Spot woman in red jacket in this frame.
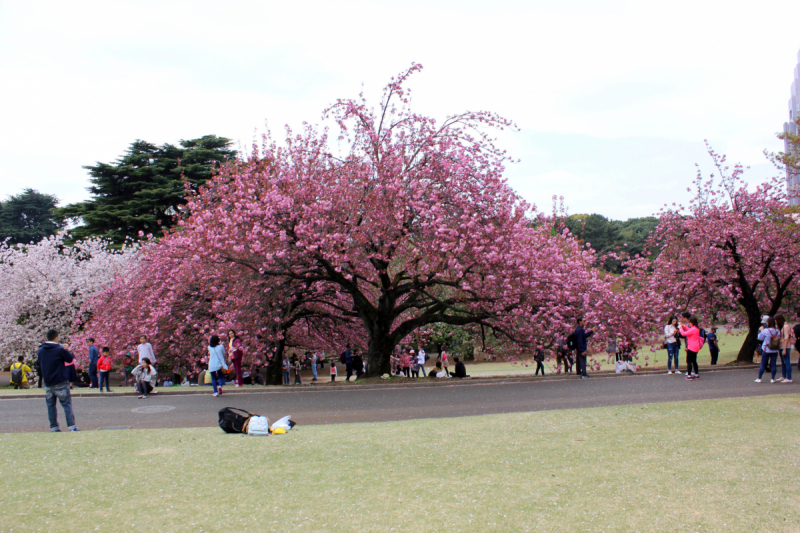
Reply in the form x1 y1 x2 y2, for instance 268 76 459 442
679 316 702 381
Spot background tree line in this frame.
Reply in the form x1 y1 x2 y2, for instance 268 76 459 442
563 214 659 273
0 135 235 246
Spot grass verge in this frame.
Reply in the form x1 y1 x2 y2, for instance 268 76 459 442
1 395 799 532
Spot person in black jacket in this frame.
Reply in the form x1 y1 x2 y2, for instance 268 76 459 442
37 329 80 432
534 347 546 376
451 357 470 378
574 318 594 379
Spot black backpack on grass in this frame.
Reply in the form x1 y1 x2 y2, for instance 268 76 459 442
218 407 255 434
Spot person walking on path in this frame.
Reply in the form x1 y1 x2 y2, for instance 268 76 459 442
38 329 80 431
207 335 228 396
416 348 426 378
137 335 156 366
679 316 702 380
755 317 781 383
97 347 113 392
664 316 682 374
343 345 353 382
310 352 319 381
776 314 794 383
707 327 720 366
330 361 337 382
282 356 291 385
10 356 33 389
87 338 99 389
132 358 157 398
534 346 546 376
227 330 244 387
574 318 594 379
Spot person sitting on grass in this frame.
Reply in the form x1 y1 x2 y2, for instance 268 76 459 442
10 356 33 389
451 357 470 378
431 361 449 378
132 358 157 399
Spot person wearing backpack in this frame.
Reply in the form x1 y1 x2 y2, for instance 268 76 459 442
755 317 781 383
678 316 702 380
10 356 33 389
97 347 113 392
775 314 794 383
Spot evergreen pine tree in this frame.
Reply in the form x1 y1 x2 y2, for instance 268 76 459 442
59 135 236 243
0 189 64 245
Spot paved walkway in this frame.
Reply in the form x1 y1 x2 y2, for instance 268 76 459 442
0 367 795 433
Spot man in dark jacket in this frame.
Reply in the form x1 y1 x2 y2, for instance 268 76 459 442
87 338 99 388
451 357 469 378
574 318 594 379
37 329 80 432
342 345 353 382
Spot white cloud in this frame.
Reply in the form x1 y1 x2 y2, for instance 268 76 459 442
0 0 797 216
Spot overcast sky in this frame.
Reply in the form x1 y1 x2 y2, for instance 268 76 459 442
1 0 799 219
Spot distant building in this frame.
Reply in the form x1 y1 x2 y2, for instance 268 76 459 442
785 48 800 206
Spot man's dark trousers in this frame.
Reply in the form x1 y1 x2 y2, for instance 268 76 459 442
577 352 588 377
88 364 99 388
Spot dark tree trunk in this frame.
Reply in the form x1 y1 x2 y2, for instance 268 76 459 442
736 311 762 364
365 323 394 377
265 338 286 385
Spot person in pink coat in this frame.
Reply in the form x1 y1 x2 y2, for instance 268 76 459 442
679 315 702 380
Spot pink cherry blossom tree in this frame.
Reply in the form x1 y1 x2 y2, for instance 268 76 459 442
81 65 640 378
627 143 800 363
150 65 632 375
0 233 138 366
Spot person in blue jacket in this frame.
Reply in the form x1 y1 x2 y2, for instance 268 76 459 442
37 329 80 432
87 337 99 388
574 318 594 379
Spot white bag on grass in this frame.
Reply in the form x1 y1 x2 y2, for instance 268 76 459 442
247 416 271 436
270 415 295 432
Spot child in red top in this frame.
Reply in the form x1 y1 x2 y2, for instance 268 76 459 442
330 362 337 382
97 347 113 392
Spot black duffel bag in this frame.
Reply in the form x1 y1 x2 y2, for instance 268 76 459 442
218 407 255 434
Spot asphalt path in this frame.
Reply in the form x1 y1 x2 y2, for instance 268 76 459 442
1 368 796 433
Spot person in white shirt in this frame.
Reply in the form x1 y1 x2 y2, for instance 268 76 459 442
663 316 681 375
137 335 156 366
416 348 426 378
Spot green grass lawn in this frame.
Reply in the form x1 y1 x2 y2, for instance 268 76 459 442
1 394 798 533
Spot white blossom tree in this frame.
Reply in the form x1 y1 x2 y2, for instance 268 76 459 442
0 233 138 366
